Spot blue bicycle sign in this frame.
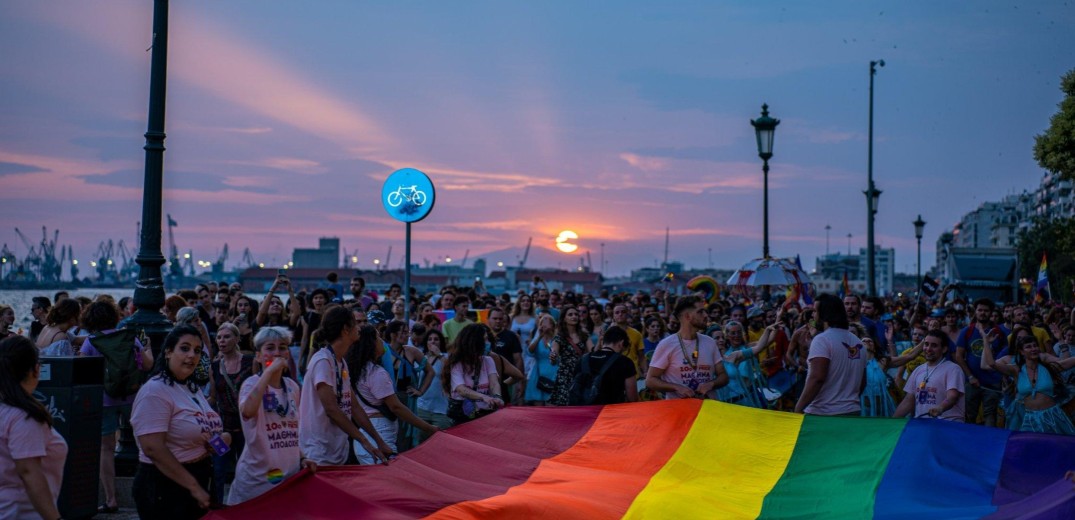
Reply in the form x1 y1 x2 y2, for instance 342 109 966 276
381 168 435 223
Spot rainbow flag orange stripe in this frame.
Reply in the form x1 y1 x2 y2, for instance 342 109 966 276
206 401 1075 519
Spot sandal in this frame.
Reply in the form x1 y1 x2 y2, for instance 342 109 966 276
98 504 119 514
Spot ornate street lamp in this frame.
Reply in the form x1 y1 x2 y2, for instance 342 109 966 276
751 103 780 259
913 214 926 289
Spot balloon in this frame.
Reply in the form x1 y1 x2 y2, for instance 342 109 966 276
686 275 721 304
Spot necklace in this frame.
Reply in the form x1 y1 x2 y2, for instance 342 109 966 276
918 360 946 389
676 332 699 369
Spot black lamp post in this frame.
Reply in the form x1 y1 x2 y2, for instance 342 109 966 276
751 104 779 259
130 0 173 343
122 0 173 472
913 214 926 289
866 59 884 297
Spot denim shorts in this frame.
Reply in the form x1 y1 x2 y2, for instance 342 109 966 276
102 404 131 436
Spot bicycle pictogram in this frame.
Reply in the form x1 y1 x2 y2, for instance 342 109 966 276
387 185 428 208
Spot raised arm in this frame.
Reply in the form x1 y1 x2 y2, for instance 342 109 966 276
889 342 924 368
979 331 1017 377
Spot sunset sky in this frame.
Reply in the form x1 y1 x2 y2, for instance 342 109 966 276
2 1 1072 277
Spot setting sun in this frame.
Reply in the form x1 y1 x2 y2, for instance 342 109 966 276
555 230 579 253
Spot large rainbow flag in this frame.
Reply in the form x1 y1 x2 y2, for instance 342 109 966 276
206 400 1075 519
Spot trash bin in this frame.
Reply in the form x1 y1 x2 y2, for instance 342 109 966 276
36 356 104 520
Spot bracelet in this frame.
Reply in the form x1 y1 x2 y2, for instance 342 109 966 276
490 394 502 399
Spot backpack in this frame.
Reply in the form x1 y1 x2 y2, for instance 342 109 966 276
568 352 618 406
91 329 146 399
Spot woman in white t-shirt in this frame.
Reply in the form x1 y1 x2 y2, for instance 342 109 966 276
346 325 438 464
131 324 228 519
0 336 67 520
443 324 504 425
227 326 315 505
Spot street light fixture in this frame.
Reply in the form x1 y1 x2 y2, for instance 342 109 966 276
751 103 780 259
866 59 884 297
913 214 926 289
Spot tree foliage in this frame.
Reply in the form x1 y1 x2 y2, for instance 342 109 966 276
1017 215 1075 302
1034 69 1075 182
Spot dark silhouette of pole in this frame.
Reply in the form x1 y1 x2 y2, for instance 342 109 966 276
130 0 173 339
866 59 884 297
121 0 173 475
914 214 926 290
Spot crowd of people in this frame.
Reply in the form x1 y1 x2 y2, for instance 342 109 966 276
2 275 1075 519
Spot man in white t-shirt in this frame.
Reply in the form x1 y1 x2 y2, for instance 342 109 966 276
646 296 728 399
795 293 866 416
893 330 965 421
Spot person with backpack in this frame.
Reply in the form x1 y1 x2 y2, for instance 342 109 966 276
78 299 152 515
569 326 638 405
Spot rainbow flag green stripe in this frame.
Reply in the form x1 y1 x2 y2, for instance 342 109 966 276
206 400 1075 520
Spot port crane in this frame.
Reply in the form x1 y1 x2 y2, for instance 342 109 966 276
166 214 182 278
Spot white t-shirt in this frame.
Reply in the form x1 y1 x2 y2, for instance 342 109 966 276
903 360 965 422
804 328 866 415
131 377 223 464
298 348 352 465
650 333 723 399
354 363 396 418
227 374 302 505
0 403 67 519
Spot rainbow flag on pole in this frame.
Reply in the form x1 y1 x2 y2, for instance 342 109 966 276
205 400 1075 519
1036 253 1051 303
839 269 850 299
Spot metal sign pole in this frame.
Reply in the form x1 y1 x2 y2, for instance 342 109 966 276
404 221 411 326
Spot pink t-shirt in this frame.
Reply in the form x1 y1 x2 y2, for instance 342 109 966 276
131 377 223 464
227 374 302 505
355 363 396 417
298 347 352 465
903 360 965 422
0 403 68 519
804 328 867 415
649 333 724 399
449 356 498 411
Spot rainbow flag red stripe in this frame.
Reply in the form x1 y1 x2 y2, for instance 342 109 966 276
206 401 1075 519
